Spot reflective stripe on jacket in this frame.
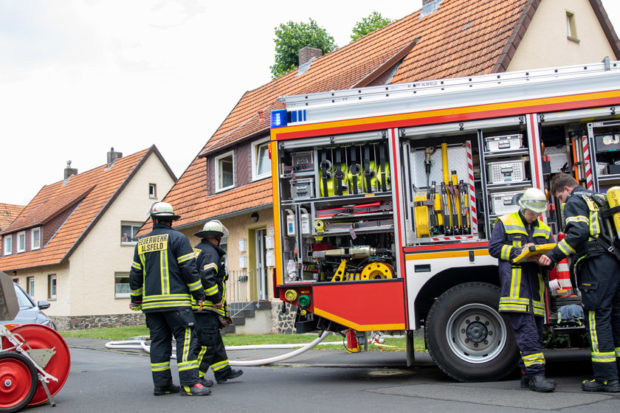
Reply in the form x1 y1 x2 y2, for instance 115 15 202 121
191 240 228 317
129 223 205 312
489 211 553 316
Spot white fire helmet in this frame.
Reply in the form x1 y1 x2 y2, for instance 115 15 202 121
518 188 548 213
194 220 229 240
150 202 180 220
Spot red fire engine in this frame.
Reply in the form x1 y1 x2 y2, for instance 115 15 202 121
269 59 620 381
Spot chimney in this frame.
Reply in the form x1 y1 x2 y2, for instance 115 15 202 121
64 161 78 179
298 46 322 67
107 147 123 166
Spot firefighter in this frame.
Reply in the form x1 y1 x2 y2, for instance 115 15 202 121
192 220 244 384
489 187 556 392
129 202 211 397
539 173 620 392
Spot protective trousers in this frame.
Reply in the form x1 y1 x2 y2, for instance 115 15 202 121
146 309 200 387
508 313 546 376
578 253 620 380
194 312 232 381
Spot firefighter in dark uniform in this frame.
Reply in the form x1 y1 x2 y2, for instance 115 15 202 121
539 173 620 392
489 188 556 392
129 202 211 396
192 220 243 384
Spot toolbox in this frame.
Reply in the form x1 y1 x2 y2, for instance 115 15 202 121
485 134 523 152
487 160 526 183
595 134 620 153
490 191 522 215
291 178 314 199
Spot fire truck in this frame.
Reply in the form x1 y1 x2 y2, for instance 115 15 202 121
269 59 620 381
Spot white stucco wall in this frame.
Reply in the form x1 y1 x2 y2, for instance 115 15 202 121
12 264 69 317
66 153 175 316
508 0 616 71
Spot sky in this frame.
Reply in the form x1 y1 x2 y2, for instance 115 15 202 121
1 0 619 206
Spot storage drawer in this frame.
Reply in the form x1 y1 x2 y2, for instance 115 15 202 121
490 191 521 216
485 134 523 152
291 178 314 199
487 160 526 183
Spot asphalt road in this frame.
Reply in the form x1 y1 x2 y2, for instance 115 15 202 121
30 340 620 413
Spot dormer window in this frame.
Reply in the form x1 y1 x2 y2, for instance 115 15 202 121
31 227 41 250
3 235 12 255
215 150 235 192
17 231 26 253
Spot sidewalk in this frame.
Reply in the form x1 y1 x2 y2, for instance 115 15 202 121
64 337 431 368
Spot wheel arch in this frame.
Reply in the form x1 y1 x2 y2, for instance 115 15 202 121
414 265 499 329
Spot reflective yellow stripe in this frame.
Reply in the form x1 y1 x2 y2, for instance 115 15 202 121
500 245 512 261
197 346 207 375
132 261 142 270
522 352 545 367
557 239 575 256
130 288 143 296
178 360 198 372
203 263 218 273
566 215 588 224
615 347 620 357
588 311 599 351
211 360 229 371
205 285 219 295
509 266 522 299
182 328 191 362
177 252 195 264
591 351 616 363
188 280 202 292
151 361 170 372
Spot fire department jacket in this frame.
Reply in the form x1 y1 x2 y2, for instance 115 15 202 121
546 186 606 266
489 211 554 317
191 240 227 317
129 223 205 312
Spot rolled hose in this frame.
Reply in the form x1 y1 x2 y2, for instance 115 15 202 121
105 330 331 366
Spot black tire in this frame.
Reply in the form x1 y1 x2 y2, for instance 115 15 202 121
425 282 519 382
0 352 38 413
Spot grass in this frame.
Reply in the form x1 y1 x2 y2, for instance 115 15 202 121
60 326 426 352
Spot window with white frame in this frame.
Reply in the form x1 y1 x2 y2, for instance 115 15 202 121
114 273 130 298
17 231 26 252
27 276 34 296
252 138 271 180
48 274 57 300
31 227 41 250
121 222 142 244
215 150 235 192
149 183 157 199
3 235 12 255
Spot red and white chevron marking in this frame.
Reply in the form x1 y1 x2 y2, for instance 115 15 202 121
582 135 593 190
466 140 478 234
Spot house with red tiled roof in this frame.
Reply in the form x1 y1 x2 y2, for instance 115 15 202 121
163 0 620 333
0 203 24 256
0 146 176 329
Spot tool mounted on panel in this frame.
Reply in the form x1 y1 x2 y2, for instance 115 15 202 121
348 146 363 194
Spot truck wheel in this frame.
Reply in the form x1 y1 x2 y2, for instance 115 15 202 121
425 282 519 382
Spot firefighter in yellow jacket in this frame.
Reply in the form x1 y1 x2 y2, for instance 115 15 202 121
489 188 556 392
129 202 211 396
192 220 243 384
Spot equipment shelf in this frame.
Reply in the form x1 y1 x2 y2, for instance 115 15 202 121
482 149 529 159
486 180 532 191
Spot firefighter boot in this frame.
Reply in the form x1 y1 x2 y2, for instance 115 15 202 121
581 379 620 392
528 375 556 392
216 369 243 384
199 377 214 387
153 383 180 396
181 383 212 396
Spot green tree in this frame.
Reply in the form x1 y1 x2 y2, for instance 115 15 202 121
270 19 336 79
350 11 393 42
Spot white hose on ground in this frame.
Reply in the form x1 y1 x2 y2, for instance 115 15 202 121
104 330 331 366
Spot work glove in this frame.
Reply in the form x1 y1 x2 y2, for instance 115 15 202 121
129 301 142 311
197 300 205 311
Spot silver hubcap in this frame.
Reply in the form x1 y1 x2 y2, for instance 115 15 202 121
446 303 507 364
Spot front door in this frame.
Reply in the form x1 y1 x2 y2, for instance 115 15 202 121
255 228 267 300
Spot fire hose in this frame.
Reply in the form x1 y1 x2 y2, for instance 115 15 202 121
105 330 331 366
